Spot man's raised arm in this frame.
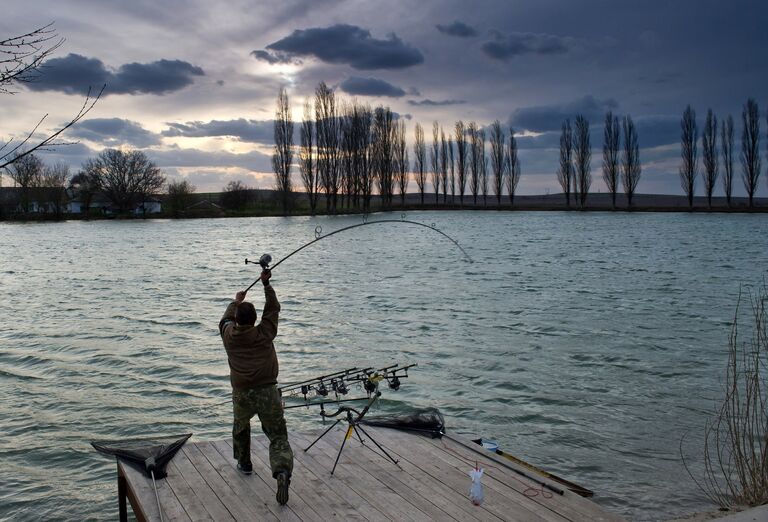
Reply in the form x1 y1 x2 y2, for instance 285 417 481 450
219 290 246 336
259 270 280 341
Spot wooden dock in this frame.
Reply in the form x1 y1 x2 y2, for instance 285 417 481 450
116 426 625 521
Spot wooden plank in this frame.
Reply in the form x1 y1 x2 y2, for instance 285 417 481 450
119 460 190 522
182 444 260 521
298 427 464 521
195 441 280 522
170 448 236 521
228 437 327 521
275 434 391 522
210 439 303 522
414 430 624 522
290 430 433 522
361 427 568 522
251 434 370 521
304 426 496 522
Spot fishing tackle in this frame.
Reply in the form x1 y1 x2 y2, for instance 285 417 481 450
244 216 472 292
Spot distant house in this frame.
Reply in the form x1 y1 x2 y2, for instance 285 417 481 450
66 193 162 215
133 198 162 215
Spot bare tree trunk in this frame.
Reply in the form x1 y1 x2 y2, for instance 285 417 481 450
430 121 440 204
721 115 734 207
702 109 719 210
315 82 340 213
455 121 467 206
271 87 293 215
479 130 488 206
413 122 426 205
574 115 591 209
741 99 761 208
440 129 448 204
680 105 698 210
300 99 318 214
602 111 620 209
506 128 520 207
621 115 641 209
448 137 455 204
394 120 408 206
490 120 505 205
372 106 395 209
557 120 573 207
469 122 479 205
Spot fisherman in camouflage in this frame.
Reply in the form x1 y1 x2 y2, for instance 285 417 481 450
219 269 293 505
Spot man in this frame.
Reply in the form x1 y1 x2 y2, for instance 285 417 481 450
219 269 293 506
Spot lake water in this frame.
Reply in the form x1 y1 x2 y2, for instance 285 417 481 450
1 211 767 521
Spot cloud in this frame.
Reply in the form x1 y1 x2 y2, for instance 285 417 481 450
339 76 406 97
162 119 273 143
509 95 619 132
436 21 478 38
407 99 466 106
70 118 161 148
250 50 302 66
482 31 573 60
256 24 424 70
27 53 204 95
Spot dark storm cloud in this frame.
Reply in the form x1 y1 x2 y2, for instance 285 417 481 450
407 99 466 107
162 119 273 143
256 24 424 70
26 54 204 95
510 95 619 133
481 31 572 60
70 118 161 148
250 50 302 65
339 76 406 97
435 21 478 38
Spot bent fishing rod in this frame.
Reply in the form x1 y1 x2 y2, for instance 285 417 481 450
243 217 473 292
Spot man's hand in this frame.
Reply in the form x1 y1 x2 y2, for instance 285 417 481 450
235 290 247 303
261 269 272 286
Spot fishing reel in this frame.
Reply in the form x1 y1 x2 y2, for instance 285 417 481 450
245 253 272 270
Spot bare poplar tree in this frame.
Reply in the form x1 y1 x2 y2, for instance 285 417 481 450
455 121 468 205
506 128 521 207
413 123 427 205
448 136 455 204
574 115 591 208
356 105 374 211
680 105 698 209
315 82 340 212
490 120 505 205
430 121 440 203
741 99 761 208
271 87 293 214
440 129 448 204
166 179 196 218
701 109 719 209
721 115 734 207
39 162 69 218
69 166 98 217
557 120 573 207
602 111 620 209
479 129 488 205
621 115 641 208
394 120 409 205
372 106 395 208
300 98 319 214
468 122 480 205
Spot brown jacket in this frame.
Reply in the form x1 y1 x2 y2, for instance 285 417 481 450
219 284 281 390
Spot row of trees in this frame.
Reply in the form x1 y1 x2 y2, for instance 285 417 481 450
3 149 166 217
556 112 641 209
271 83 522 214
680 99 763 209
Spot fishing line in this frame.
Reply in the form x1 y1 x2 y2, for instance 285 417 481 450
244 215 473 292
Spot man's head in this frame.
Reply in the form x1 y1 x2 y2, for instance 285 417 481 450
235 301 257 326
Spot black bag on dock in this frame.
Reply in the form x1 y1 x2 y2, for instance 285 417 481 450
359 407 445 438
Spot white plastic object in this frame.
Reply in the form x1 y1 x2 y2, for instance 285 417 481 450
469 467 485 505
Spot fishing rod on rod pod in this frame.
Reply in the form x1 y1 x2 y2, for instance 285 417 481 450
243 216 473 292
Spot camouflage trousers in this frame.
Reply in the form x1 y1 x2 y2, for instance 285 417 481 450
232 385 293 478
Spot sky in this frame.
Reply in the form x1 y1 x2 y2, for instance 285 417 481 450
1 0 767 196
